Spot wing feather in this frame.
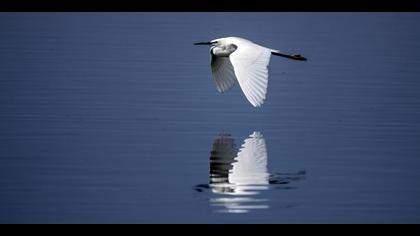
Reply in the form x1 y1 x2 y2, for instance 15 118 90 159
211 55 236 93
229 44 271 107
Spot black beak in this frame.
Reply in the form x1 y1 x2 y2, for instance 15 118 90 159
194 42 213 45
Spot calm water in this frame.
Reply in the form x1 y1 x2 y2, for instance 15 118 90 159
1 13 420 223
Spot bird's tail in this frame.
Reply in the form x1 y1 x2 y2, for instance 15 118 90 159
271 49 307 61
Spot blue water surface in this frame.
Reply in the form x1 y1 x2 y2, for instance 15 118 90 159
1 13 420 223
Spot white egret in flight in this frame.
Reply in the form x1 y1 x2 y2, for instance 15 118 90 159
195 37 307 107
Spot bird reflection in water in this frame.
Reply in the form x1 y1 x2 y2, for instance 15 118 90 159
195 132 305 213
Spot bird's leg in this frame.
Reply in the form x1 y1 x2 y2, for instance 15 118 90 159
271 51 307 61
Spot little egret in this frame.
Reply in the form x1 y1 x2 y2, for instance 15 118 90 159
195 37 307 107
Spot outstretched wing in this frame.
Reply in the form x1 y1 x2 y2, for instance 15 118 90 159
211 54 236 93
229 44 271 107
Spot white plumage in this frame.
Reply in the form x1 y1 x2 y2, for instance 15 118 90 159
195 36 306 107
